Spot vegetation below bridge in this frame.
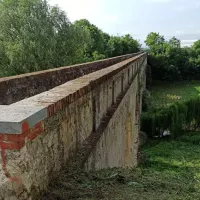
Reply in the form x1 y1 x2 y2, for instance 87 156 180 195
44 132 200 200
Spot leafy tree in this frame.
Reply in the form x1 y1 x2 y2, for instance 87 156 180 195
107 35 140 57
122 34 141 54
92 51 106 61
0 0 89 76
145 32 166 55
192 40 200 65
168 36 181 48
0 0 141 77
107 36 124 57
146 32 200 81
74 19 105 58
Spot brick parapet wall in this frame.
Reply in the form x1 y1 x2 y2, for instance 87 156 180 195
0 53 147 200
0 53 140 105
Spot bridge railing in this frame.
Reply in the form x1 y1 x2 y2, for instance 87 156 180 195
0 52 147 199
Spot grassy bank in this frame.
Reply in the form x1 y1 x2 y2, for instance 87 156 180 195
49 132 200 200
46 82 200 199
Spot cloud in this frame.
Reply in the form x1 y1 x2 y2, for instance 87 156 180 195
121 31 131 35
104 15 118 23
144 0 171 3
181 39 197 47
49 0 101 22
175 30 185 35
173 0 200 12
173 5 186 12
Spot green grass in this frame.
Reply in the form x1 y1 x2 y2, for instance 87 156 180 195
150 81 200 110
50 82 200 199
57 132 200 200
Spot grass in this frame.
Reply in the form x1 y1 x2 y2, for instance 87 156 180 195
150 81 200 110
48 81 200 199
53 132 200 200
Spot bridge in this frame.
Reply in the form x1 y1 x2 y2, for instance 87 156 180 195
0 52 147 199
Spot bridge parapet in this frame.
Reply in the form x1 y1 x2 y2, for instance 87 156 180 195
0 53 140 105
0 53 147 199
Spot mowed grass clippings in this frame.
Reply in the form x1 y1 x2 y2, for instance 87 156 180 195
55 132 200 200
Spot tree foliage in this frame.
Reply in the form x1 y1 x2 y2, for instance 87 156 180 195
0 0 92 76
141 96 200 138
0 0 141 77
145 32 200 81
107 34 141 57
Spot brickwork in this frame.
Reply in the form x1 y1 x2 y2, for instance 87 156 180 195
0 53 140 105
0 53 147 200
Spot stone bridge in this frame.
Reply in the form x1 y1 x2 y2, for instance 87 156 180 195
0 52 147 199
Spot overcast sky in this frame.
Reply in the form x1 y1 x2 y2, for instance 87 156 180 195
49 0 200 47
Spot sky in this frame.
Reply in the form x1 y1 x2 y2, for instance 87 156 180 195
49 0 200 47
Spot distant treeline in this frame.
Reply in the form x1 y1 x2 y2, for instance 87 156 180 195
145 32 200 81
0 0 141 77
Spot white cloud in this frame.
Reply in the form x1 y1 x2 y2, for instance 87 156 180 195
49 0 102 22
48 0 119 33
173 5 186 12
175 30 185 35
121 30 131 35
181 39 197 47
173 0 200 12
144 0 171 3
105 15 118 23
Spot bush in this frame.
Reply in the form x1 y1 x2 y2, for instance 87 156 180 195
141 96 200 138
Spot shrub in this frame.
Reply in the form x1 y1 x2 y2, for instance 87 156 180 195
141 96 200 138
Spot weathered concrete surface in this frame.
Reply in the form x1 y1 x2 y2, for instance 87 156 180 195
0 105 47 134
0 53 147 200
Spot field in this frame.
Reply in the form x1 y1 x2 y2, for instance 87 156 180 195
150 81 200 109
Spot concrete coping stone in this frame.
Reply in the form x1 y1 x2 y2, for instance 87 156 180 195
0 53 146 134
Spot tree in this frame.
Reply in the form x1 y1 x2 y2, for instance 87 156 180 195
122 34 141 54
192 40 200 65
168 36 181 48
107 36 124 57
0 0 142 77
107 34 140 57
145 32 166 55
145 32 200 81
73 19 105 59
0 0 89 76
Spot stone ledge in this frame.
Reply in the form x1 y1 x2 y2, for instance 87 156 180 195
0 105 47 134
0 53 146 135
